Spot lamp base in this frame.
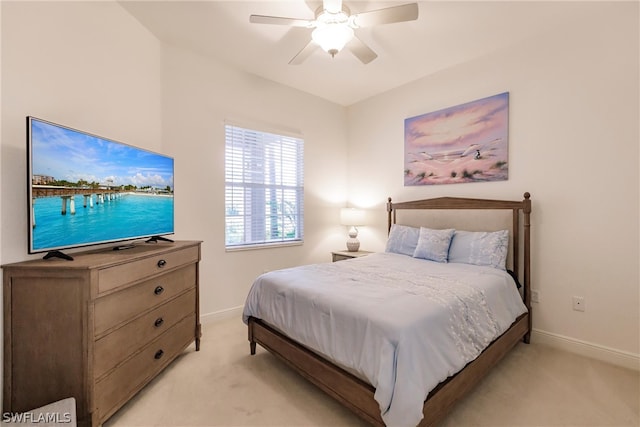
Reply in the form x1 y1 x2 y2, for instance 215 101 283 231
346 238 360 252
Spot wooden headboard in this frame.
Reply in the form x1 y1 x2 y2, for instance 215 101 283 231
386 193 532 324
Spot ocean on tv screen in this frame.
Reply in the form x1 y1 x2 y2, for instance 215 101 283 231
32 191 174 251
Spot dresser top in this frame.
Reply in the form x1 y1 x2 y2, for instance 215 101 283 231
2 240 202 270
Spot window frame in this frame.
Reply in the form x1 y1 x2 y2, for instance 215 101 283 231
224 123 304 250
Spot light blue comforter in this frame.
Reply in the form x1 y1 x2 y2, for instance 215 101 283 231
243 252 527 427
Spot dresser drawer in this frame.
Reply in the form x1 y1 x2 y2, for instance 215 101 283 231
94 314 195 419
94 288 196 379
94 265 196 336
97 245 199 294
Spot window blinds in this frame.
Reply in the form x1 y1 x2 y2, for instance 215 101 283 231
225 124 304 248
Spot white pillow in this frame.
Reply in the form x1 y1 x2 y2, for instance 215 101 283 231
385 224 419 256
448 229 509 270
412 227 455 263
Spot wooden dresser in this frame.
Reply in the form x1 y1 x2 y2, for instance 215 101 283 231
2 240 202 427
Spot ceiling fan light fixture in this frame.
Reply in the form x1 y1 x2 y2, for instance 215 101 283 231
251 1 419 64
312 24 354 57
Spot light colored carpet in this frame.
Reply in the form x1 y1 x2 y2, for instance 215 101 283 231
105 317 639 427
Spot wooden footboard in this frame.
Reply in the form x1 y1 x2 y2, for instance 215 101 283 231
248 312 529 427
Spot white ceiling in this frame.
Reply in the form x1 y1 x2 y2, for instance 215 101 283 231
119 1 579 106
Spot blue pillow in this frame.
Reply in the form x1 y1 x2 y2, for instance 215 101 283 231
385 224 419 256
448 229 509 270
412 227 455 263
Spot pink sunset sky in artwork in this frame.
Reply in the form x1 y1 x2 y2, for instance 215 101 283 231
404 92 509 185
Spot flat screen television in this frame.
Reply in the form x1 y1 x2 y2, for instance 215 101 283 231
27 116 174 259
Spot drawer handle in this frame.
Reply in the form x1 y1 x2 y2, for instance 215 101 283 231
154 349 164 360
157 259 167 268
154 286 164 295
154 317 164 328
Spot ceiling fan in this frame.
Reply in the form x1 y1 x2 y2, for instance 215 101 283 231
249 0 419 65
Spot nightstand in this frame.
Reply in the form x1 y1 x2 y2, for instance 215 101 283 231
331 250 373 262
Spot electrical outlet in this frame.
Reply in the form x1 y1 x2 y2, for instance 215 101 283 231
531 290 539 303
572 296 585 312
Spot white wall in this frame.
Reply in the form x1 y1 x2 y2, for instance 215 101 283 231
347 2 639 360
161 45 348 319
1 0 163 263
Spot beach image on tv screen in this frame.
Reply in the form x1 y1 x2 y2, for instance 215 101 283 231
29 119 174 252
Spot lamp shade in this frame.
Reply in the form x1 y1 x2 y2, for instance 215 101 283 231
340 208 366 226
312 24 354 56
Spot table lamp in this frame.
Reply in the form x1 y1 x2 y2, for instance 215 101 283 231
340 207 366 252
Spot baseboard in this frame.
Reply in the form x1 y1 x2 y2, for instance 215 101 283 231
200 305 244 324
532 328 639 371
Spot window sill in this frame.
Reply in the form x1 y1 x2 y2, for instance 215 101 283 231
225 241 303 252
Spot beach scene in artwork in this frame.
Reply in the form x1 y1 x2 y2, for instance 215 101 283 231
404 92 509 186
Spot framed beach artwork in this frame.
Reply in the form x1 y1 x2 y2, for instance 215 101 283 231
404 92 509 186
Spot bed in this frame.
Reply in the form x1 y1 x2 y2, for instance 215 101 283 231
243 193 532 427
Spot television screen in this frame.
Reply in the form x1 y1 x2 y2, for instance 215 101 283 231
27 117 174 256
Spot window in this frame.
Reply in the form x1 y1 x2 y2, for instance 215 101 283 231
225 124 304 249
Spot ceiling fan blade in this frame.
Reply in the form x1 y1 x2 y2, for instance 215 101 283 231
352 3 419 28
323 0 343 14
289 40 319 65
250 14 314 28
347 36 377 64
